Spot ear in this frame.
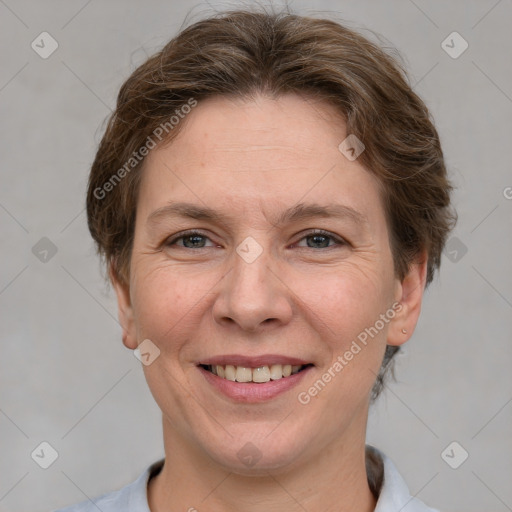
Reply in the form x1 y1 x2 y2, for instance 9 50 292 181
110 263 138 350
387 251 428 347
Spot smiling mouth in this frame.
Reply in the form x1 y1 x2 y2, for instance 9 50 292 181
199 364 313 383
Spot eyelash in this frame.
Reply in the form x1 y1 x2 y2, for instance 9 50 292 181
165 229 347 250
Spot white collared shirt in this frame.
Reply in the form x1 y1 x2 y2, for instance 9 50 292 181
54 446 439 511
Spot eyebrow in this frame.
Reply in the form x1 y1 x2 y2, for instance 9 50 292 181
147 201 368 228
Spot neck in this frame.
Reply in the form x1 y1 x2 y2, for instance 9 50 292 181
148 414 376 512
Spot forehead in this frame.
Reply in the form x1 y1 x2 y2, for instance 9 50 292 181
159 94 346 169
138 94 385 230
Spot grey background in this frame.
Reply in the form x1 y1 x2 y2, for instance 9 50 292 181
1 1 511 511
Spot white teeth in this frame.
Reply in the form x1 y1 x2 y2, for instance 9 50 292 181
224 365 236 381
269 364 283 380
208 363 306 383
253 366 271 383
235 366 252 382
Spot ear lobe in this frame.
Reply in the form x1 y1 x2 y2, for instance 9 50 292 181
387 252 428 347
110 264 138 350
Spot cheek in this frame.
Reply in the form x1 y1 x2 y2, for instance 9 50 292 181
295 263 392 398
130 264 202 349
298 263 393 340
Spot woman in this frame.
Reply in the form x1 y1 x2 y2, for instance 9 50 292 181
57 8 455 512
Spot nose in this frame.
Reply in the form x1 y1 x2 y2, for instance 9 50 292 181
212 242 293 332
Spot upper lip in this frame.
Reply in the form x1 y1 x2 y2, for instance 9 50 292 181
198 354 312 367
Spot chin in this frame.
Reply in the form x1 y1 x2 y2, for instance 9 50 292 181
201 425 312 475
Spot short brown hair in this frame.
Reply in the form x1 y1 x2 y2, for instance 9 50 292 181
87 8 456 400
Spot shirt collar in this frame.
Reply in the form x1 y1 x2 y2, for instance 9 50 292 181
129 446 437 512
368 445 439 512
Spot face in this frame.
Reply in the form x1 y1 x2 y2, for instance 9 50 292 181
114 94 426 474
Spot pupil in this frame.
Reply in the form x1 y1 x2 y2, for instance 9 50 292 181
309 235 329 248
185 235 204 248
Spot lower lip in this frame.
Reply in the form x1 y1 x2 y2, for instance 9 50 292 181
198 365 313 403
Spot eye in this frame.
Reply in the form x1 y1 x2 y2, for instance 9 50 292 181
164 229 347 250
165 230 216 249
294 229 347 249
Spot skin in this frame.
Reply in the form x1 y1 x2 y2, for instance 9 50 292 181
112 94 427 512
